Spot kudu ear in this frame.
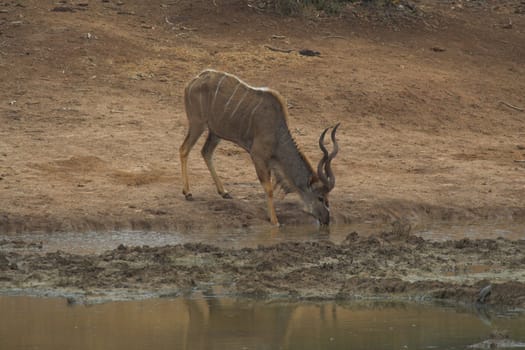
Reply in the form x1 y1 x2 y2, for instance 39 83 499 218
317 123 340 192
308 175 321 188
308 175 316 187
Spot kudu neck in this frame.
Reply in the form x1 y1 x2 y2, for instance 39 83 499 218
275 127 316 194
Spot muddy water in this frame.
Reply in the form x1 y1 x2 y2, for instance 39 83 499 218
0 223 381 254
1 222 524 349
1 222 523 255
1 296 525 350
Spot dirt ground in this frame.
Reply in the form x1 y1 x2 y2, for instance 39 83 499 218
0 0 525 305
1 0 525 232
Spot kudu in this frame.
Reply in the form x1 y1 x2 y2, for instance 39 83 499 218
180 69 340 226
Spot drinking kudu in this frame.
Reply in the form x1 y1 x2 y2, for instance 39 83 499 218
180 69 340 226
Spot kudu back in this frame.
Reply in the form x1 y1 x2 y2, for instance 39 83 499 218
180 69 339 225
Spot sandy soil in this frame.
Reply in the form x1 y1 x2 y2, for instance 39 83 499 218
0 0 524 305
1 0 524 232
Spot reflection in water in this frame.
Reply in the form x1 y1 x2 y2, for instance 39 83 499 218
1 296 525 350
0 221 523 254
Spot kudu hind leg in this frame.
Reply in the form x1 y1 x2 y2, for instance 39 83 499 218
201 132 231 199
179 123 205 200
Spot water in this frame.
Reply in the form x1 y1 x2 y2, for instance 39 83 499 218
1 223 524 349
0 223 381 254
1 296 525 350
1 221 523 254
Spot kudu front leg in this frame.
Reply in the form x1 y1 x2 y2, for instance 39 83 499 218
262 180 279 226
252 156 279 226
201 132 231 199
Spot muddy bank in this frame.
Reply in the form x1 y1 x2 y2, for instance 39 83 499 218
1 231 524 306
2 201 525 235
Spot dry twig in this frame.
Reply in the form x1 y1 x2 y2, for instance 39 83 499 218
323 35 346 40
264 45 293 53
499 101 524 112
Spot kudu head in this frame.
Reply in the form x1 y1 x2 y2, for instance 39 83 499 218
303 123 340 225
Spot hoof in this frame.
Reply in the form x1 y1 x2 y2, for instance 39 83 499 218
221 192 232 199
270 219 280 227
184 193 194 201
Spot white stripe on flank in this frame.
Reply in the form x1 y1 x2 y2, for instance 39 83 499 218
199 93 204 118
211 75 226 111
230 90 249 120
224 82 241 112
245 97 264 135
250 98 263 117
186 78 199 107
